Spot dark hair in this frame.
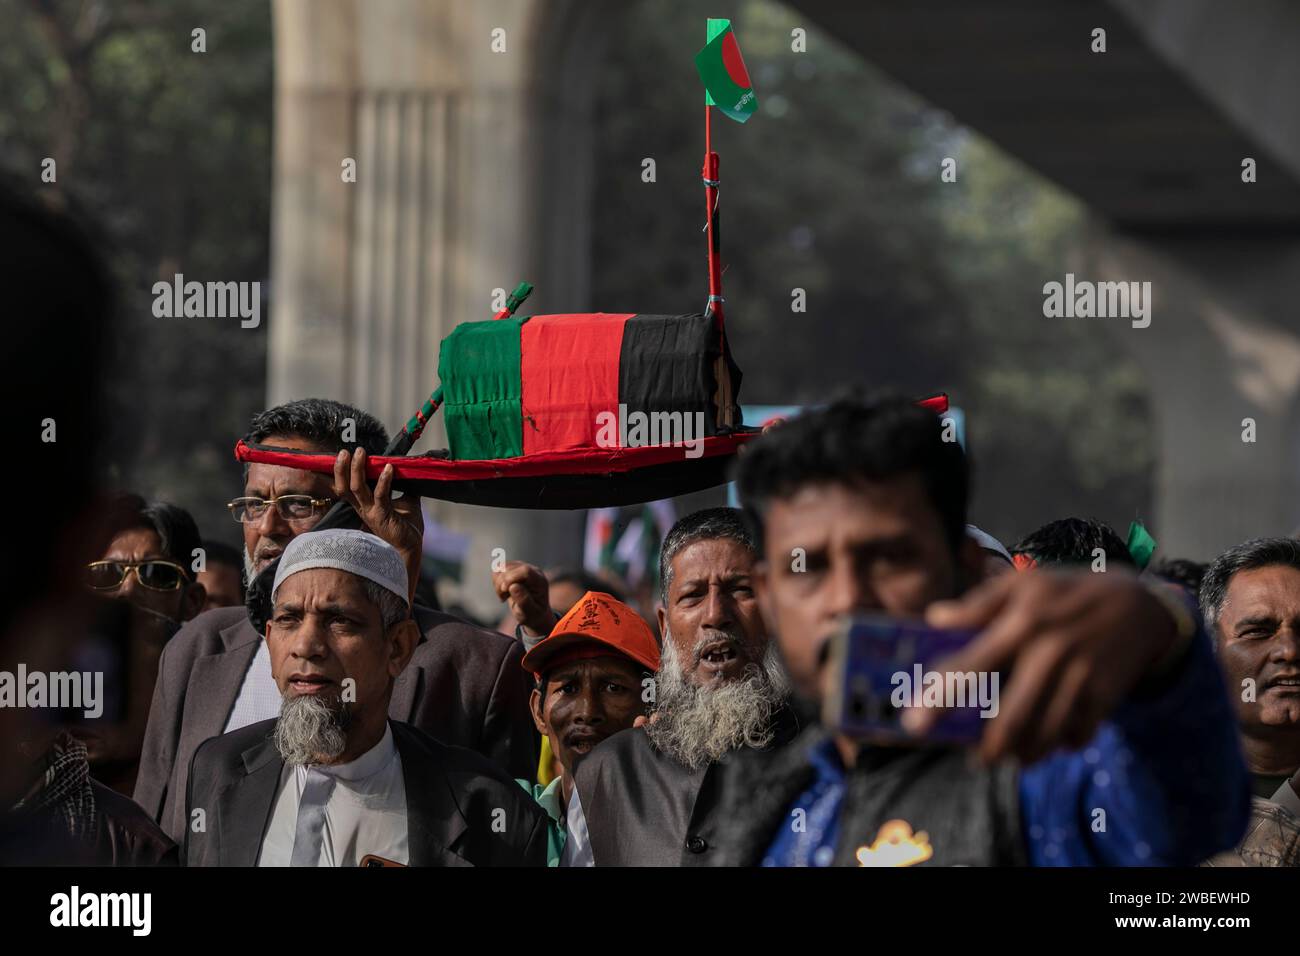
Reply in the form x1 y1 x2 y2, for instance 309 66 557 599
104 493 204 580
548 568 625 605
1201 537 1300 628
735 394 968 556
244 398 388 457
1012 517 1135 569
1149 557 1208 595
658 508 756 603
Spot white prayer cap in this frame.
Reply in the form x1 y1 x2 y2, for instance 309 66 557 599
271 528 409 607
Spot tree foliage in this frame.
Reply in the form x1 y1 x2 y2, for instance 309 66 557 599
0 0 272 544
593 0 1153 543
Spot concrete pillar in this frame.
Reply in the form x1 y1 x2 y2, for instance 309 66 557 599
270 0 605 616
1088 227 1300 559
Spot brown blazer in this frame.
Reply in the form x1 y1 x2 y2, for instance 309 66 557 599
135 604 537 842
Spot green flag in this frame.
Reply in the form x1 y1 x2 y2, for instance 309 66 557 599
696 19 758 123
1127 519 1157 570
703 18 728 106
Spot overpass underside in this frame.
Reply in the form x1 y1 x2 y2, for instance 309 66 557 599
790 0 1300 557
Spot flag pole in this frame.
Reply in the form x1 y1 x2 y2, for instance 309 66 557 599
702 18 732 426
705 100 711 155
703 103 723 332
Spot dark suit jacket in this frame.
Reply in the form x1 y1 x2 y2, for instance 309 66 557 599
184 719 548 866
136 604 537 842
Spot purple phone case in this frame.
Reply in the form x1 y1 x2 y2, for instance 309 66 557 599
825 615 995 745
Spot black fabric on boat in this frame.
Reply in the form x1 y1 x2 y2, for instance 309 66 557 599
617 313 742 434
386 452 742 509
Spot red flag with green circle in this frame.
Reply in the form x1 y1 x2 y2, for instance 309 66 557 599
695 19 758 123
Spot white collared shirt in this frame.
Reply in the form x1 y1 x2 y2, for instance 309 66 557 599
257 724 409 867
224 640 282 733
560 786 594 867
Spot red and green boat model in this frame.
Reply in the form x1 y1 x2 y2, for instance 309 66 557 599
235 19 948 510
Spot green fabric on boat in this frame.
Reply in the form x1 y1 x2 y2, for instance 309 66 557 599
438 316 525 460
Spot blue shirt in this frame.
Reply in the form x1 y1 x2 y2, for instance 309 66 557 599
763 626 1250 866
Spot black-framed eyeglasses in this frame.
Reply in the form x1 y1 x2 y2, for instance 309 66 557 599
86 559 190 592
227 495 334 524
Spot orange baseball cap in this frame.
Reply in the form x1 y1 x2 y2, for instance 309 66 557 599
521 591 661 678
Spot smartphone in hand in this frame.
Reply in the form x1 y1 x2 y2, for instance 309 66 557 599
823 615 999 746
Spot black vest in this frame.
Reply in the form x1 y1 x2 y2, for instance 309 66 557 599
574 710 802 866
712 725 1027 866
574 727 717 866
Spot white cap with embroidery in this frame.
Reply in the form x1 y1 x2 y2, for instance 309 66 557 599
271 528 409 606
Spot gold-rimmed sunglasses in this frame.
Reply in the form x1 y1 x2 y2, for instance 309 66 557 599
86 559 190 592
227 495 334 524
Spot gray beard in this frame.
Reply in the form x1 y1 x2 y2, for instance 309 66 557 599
274 692 350 767
645 625 791 772
242 547 255 589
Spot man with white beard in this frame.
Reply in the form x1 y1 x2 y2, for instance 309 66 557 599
135 399 537 842
184 528 547 866
564 508 794 866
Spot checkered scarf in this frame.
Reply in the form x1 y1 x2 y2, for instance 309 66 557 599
21 732 97 839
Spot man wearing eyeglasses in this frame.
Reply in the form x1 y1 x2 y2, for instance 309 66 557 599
86 494 208 625
135 398 538 844
74 494 206 797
